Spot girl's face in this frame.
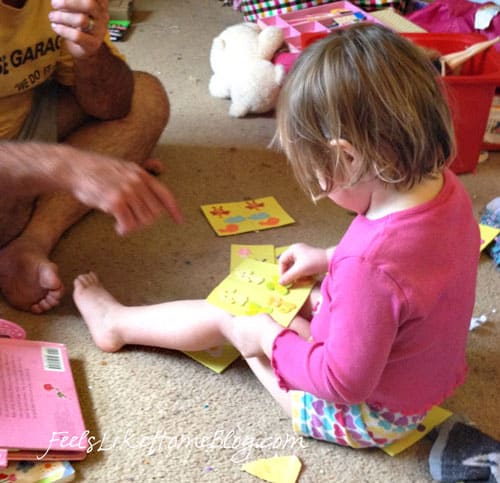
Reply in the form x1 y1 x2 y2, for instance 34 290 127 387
321 139 376 215
327 177 376 215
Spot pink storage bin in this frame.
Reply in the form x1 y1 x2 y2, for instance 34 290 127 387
258 1 382 53
288 21 330 51
257 15 300 39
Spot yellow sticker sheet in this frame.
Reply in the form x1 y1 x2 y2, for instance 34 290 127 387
207 258 314 328
230 244 277 271
183 344 241 374
186 247 303 373
201 196 295 236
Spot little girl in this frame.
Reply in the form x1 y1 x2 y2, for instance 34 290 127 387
73 24 480 449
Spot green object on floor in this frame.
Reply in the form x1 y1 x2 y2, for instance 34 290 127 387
108 20 131 42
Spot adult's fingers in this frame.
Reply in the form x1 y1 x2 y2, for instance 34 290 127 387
142 174 184 224
107 176 183 235
50 0 106 18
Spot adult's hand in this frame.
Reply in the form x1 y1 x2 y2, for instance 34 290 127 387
69 154 183 235
49 0 109 59
0 142 181 234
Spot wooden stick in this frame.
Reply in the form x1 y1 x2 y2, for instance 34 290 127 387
287 9 353 27
440 36 500 76
288 13 335 27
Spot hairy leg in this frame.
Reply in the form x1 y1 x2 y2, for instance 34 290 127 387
0 72 169 313
73 272 232 353
60 71 169 163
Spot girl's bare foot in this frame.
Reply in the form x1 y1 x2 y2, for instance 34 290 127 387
0 238 64 314
73 272 125 352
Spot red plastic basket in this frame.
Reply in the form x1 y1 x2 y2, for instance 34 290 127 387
403 33 500 174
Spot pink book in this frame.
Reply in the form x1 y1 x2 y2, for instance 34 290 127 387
0 319 88 468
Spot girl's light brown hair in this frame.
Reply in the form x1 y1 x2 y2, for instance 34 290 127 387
275 23 455 199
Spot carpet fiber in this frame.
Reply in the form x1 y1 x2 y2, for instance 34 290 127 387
2 1 499 481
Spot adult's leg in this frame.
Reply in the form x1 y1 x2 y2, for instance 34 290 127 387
0 72 169 313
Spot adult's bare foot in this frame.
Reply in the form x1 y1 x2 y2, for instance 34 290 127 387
73 272 124 352
0 238 64 313
142 158 164 175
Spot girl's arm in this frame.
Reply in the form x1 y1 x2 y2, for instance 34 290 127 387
273 257 402 404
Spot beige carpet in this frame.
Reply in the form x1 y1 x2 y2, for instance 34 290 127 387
2 1 499 481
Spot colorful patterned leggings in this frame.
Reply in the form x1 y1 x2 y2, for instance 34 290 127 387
291 391 427 448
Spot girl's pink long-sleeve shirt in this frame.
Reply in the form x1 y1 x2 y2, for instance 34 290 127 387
272 169 480 414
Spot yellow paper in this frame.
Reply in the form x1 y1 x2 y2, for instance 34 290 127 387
201 196 295 236
242 455 302 483
207 258 314 328
230 244 276 271
479 223 500 252
381 406 453 456
275 245 289 262
183 344 240 373
186 251 311 374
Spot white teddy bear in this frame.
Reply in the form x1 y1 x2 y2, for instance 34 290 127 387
209 22 286 117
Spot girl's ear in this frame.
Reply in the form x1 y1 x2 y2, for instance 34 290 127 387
329 138 364 179
329 138 361 167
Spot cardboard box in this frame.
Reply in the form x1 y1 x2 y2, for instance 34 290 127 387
108 0 134 21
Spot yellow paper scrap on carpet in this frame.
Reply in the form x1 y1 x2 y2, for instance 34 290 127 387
242 455 302 483
479 223 500 252
201 196 295 236
381 406 453 456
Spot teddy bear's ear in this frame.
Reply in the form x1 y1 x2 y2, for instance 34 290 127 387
212 36 226 51
275 64 286 87
257 26 284 61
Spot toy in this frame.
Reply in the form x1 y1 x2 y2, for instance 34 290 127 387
481 196 500 270
209 22 286 117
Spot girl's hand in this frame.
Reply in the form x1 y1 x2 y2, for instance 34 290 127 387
223 314 282 359
279 243 331 286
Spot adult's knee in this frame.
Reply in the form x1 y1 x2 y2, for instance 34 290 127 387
132 71 170 134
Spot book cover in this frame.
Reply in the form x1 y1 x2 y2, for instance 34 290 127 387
0 460 75 483
0 335 88 465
